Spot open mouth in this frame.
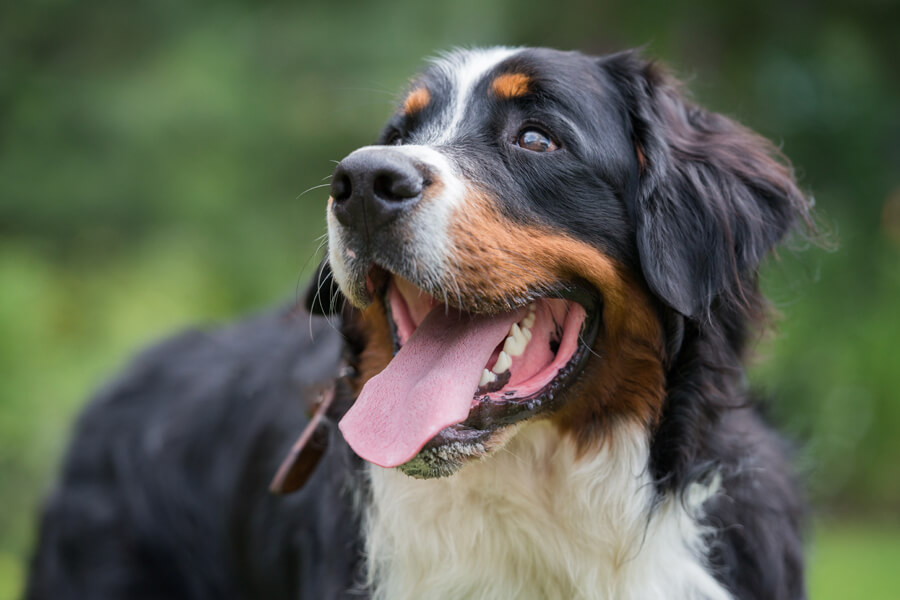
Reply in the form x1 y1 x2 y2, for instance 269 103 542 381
338 270 600 477
389 276 588 401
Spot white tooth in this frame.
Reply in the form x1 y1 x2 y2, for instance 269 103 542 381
522 302 537 327
504 324 529 356
492 351 512 374
479 369 497 387
513 323 532 354
517 325 530 346
503 334 524 357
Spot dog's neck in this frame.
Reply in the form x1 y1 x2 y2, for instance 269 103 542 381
363 420 732 600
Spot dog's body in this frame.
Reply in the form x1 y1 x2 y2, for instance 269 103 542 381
26 311 366 599
28 47 809 599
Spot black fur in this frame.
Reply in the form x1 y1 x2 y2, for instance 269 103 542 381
25 309 365 599
27 48 810 600
601 52 809 599
603 52 809 320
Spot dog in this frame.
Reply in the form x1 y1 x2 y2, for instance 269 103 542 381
26 47 810 600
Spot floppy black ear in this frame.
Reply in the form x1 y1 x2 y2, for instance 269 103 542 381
604 52 810 320
303 258 344 316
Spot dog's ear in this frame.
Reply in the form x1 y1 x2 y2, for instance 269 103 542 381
603 52 811 320
303 258 344 315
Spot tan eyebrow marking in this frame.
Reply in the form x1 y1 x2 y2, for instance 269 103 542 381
491 73 531 99
402 86 431 115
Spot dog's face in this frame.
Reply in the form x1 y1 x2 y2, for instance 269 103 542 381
314 47 806 478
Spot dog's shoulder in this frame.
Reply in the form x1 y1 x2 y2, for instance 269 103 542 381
26 305 365 600
702 407 807 600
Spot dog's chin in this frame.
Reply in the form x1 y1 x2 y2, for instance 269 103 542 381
395 422 521 479
343 265 601 479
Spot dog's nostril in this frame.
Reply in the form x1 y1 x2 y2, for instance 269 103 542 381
373 171 423 202
331 174 352 202
329 152 425 231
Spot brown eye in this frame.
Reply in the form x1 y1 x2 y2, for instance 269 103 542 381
385 130 403 146
516 128 558 152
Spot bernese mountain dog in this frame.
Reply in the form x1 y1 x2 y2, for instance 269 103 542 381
26 47 811 600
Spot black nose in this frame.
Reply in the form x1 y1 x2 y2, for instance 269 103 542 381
330 149 425 234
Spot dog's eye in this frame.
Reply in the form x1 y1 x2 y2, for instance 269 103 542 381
516 128 558 152
385 131 403 146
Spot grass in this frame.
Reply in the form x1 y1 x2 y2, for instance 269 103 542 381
808 521 900 599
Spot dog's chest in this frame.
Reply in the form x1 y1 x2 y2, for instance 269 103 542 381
362 422 732 600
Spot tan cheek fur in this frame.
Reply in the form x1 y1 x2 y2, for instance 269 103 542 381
448 196 667 447
352 299 395 396
350 194 667 453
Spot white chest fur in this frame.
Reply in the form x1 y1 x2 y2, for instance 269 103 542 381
363 421 732 600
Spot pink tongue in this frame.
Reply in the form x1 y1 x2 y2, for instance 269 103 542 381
339 305 521 468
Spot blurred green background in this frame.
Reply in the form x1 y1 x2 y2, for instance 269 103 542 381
1 0 898 597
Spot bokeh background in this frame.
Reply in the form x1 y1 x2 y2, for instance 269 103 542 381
2 0 898 597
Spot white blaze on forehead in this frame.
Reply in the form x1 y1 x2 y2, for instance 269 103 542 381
387 144 465 291
326 48 523 302
423 47 521 145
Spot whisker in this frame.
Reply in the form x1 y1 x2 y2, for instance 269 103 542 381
294 239 330 304
296 182 332 200
578 332 603 359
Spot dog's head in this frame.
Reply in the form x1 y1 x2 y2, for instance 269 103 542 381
309 47 809 478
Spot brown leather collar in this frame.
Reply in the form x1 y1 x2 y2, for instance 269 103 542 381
269 382 337 494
